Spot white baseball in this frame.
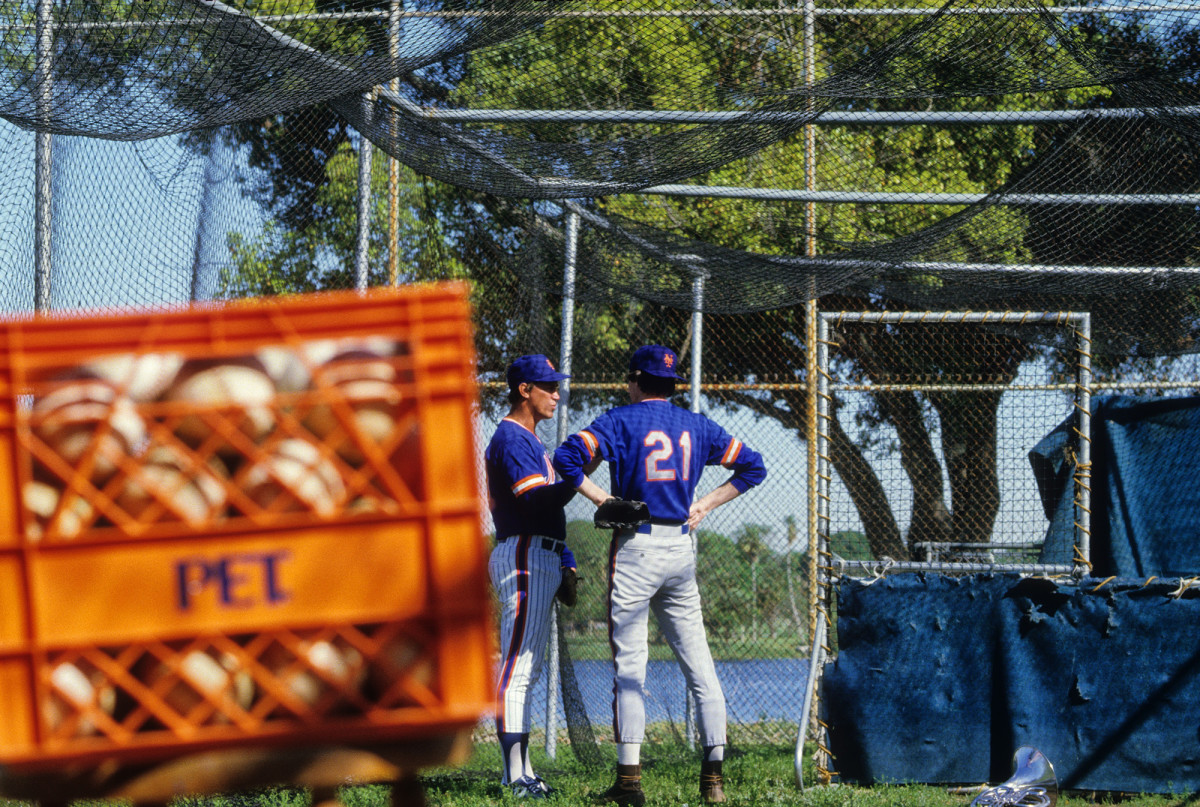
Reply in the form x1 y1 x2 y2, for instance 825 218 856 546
43 660 116 737
116 446 229 528
304 345 402 465
242 438 345 518
81 351 185 402
31 381 146 484
261 639 366 710
166 357 277 452
257 345 310 393
135 650 253 722
23 479 95 540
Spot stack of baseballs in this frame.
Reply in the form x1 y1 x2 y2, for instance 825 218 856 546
23 337 410 538
26 375 147 540
164 356 277 456
23 479 96 541
302 339 404 467
30 378 147 487
116 445 229 528
242 437 346 518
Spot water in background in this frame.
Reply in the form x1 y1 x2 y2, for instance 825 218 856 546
527 657 810 727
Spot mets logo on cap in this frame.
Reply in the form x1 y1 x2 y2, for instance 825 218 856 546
630 344 686 380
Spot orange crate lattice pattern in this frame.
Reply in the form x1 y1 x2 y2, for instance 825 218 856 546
0 284 493 771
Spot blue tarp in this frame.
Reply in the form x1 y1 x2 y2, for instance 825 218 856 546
824 574 1200 793
1031 395 1200 577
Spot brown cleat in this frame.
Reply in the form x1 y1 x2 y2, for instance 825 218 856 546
597 763 646 806
701 760 726 803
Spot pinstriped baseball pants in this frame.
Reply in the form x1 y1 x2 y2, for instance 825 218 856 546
607 528 727 747
489 535 562 734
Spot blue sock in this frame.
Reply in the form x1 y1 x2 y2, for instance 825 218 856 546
499 730 524 783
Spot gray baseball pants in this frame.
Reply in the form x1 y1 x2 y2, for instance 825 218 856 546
607 526 726 747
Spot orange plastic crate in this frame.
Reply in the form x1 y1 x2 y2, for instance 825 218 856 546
0 283 493 776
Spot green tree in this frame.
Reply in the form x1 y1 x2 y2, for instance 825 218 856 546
198 0 1200 562
734 523 773 641
443 0 1084 560
563 519 616 632
695 529 754 644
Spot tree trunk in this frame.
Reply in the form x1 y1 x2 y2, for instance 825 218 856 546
929 390 1005 545
826 404 910 561
873 390 953 549
724 387 908 561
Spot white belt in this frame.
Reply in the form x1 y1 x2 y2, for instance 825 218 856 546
634 522 690 538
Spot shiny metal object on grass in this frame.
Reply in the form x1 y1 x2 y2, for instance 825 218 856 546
970 746 1057 807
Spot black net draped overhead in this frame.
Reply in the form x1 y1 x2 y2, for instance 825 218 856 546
1 0 1198 355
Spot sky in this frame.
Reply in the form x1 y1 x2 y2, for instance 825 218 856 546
0 119 264 314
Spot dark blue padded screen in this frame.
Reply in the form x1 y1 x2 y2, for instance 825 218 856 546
824 574 1200 793
1031 395 1200 578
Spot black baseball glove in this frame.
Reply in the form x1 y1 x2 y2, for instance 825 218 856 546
557 567 579 608
594 498 651 530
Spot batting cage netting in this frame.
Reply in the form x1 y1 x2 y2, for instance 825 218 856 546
4 0 1200 794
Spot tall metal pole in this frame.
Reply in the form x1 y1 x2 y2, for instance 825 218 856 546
354 91 374 291
545 208 580 758
557 211 580 447
388 0 400 286
685 271 704 749
799 0 820 785
1074 313 1092 575
690 275 704 415
802 0 819 624
34 0 54 312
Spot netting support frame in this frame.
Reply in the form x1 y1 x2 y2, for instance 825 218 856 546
34 0 53 312
543 209 581 760
795 309 1093 790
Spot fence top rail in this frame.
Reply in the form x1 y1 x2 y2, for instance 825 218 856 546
912 541 1046 550
829 561 1077 576
820 310 1087 324
482 378 1192 392
829 381 1080 392
420 107 1200 125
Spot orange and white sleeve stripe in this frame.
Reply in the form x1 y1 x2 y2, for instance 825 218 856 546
512 473 549 496
720 438 743 467
578 430 599 460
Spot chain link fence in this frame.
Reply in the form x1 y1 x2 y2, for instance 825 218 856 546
6 0 1200 776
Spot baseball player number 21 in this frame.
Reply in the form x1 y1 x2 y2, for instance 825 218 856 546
645 430 690 481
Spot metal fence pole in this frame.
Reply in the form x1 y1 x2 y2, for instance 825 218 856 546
545 208 580 759
354 92 374 291
685 272 705 749
387 0 401 286
34 0 53 312
1074 313 1093 574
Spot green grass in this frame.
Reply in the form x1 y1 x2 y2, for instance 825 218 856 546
409 741 1195 806
1 742 1192 807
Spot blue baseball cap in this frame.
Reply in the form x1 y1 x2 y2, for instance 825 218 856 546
506 354 570 390
629 344 685 380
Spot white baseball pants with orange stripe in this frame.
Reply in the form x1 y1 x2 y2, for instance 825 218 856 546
607 527 727 747
489 535 562 733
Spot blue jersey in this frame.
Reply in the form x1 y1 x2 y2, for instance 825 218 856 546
554 400 767 523
485 418 570 541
